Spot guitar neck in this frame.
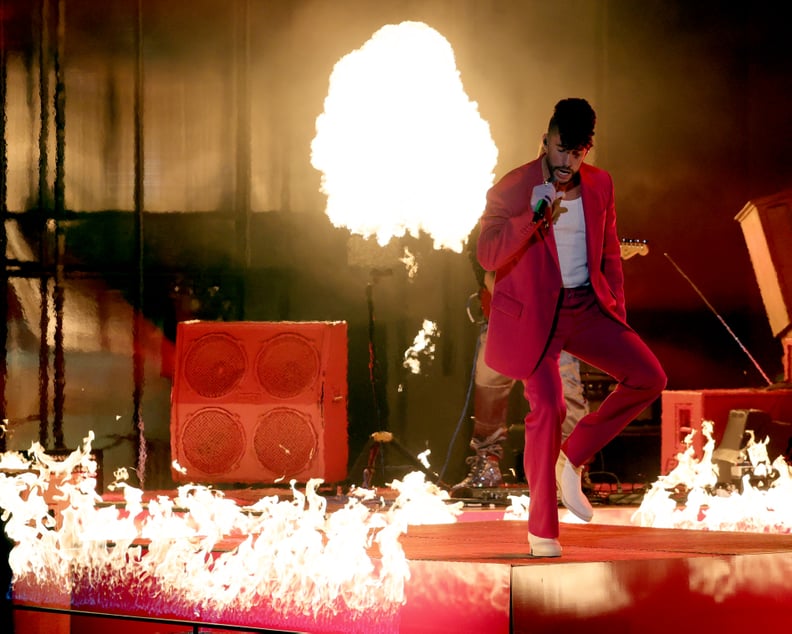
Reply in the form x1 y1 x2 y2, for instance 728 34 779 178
620 238 649 260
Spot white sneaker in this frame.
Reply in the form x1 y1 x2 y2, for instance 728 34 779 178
528 532 562 558
556 451 593 522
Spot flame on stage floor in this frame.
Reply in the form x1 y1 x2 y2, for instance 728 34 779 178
501 421 792 533
633 420 792 533
0 433 462 632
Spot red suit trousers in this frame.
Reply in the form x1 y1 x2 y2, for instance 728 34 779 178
522 286 666 539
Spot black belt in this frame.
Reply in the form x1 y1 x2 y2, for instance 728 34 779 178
563 285 592 297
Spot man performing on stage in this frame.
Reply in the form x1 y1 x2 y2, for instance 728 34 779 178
476 97 666 557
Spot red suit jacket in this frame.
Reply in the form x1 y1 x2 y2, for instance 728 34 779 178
477 156 627 379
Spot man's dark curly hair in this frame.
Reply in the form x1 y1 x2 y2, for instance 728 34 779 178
548 98 596 151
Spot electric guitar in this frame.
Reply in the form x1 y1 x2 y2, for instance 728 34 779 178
620 238 649 260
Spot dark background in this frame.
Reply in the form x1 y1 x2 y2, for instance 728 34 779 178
2 0 790 489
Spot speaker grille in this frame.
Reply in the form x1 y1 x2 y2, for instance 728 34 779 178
256 334 320 399
184 334 246 398
253 408 317 476
171 321 348 483
181 408 245 475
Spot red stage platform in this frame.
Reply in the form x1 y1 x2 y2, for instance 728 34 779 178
13 506 792 634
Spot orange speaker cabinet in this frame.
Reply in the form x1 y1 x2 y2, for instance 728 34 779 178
661 388 792 474
170 321 348 484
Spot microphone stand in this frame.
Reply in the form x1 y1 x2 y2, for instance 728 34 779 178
366 268 392 432
665 252 773 386
351 266 450 490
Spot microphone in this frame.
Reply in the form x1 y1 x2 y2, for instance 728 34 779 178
532 198 549 224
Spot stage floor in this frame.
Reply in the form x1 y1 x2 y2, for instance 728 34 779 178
12 496 792 634
405 516 792 633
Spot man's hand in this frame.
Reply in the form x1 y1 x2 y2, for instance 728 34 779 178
530 182 556 211
551 196 568 224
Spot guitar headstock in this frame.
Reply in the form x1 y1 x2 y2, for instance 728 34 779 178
620 238 649 260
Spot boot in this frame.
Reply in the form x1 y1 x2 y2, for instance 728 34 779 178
451 428 507 495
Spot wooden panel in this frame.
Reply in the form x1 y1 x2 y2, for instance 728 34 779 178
736 188 792 337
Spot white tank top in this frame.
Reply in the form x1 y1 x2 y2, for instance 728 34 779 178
554 196 589 288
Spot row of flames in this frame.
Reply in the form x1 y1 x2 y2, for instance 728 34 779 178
0 421 790 628
0 431 461 631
